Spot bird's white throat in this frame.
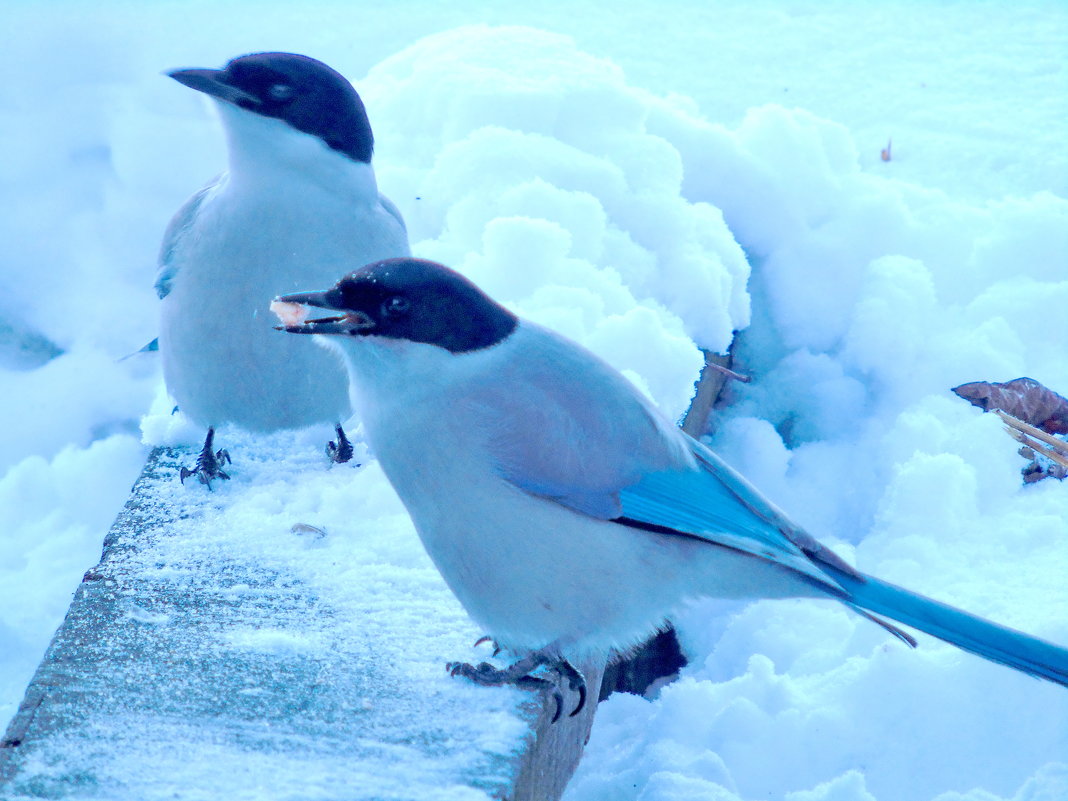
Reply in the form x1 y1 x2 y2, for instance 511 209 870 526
214 101 380 203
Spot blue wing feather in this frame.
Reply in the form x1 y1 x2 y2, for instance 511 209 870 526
619 438 1068 685
617 438 850 590
118 338 159 362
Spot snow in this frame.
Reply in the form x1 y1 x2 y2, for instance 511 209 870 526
2 438 531 799
2 1 1066 799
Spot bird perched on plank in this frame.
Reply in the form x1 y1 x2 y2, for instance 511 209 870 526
158 52 409 486
275 257 1068 718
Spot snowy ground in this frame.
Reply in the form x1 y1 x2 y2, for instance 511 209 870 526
2 2 1066 800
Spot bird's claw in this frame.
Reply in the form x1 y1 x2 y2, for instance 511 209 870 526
553 659 587 719
326 423 354 464
446 652 587 723
446 660 497 681
179 428 231 490
516 675 565 722
179 448 230 488
473 635 503 656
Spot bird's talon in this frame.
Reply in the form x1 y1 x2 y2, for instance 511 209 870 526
179 428 232 490
536 658 587 720
472 635 503 657
447 661 481 680
517 676 563 723
523 677 562 723
327 424 354 464
570 682 587 717
445 650 586 724
554 659 587 717
552 689 565 723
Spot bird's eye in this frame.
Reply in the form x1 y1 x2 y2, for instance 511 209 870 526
383 296 410 316
267 83 294 101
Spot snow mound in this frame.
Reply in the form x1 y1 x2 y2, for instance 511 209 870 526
364 25 755 418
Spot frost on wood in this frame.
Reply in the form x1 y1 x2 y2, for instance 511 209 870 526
953 377 1068 483
0 445 591 800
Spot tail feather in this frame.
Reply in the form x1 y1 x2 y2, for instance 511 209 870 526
819 563 1068 687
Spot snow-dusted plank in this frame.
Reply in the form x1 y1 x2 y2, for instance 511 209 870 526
0 443 597 799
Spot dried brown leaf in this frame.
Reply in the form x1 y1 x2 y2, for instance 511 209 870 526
952 377 1068 435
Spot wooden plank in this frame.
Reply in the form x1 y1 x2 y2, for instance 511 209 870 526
1 447 599 799
681 349 740 438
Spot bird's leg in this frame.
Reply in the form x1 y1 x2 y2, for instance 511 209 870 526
447 646 587 723
179 427 231 489
326 423 354 464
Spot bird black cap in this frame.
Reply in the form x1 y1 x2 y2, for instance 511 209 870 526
277 258 519 354
169 52 374 163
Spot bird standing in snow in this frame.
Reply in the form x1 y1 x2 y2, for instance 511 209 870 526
158 52 409 486
275 257 1068 717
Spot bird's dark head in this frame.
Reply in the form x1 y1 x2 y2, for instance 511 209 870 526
273 258 518 354
169 52 373 163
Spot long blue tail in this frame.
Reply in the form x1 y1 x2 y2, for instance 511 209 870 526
817 562 1068 686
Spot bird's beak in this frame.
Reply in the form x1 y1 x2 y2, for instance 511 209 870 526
168 68 261 107
271 291 376 336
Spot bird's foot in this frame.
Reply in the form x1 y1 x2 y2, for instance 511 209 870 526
447 648 587 723
179 428 231 490
326 423 354 464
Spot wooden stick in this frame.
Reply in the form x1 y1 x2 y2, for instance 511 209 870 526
996 411 1068 458
1002 427 1068 470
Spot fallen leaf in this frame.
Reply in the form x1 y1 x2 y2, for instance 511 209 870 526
952 377 1068 435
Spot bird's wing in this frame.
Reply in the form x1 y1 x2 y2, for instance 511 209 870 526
482 325 846 590
615 438 854 589
476 324 689 519
155 180 219 299
118 338 159 361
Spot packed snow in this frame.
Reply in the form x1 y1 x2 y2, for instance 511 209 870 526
1 2 1066 800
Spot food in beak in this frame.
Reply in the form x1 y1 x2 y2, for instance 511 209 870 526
269 300 310 328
